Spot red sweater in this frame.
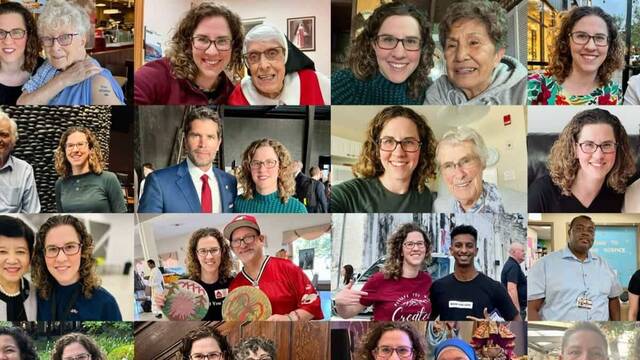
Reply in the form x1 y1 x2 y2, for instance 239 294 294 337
134 57 234 105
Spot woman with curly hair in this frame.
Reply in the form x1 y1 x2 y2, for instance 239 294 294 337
180 327 231 360
0 2 43 105
51 333 106 360
528 6 624 105
0 327 37 360
32 215 122 320
528 108 636 212
134 2 244 105
54 127 126 213
332 1 435 105
155 227 234 320
233 336 275 360
424 0 527 105
234 138 306 213
330 106 436 212
355 322 427 360
335 223 432 321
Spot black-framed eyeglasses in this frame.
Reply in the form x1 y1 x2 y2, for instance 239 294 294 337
0 29 26 40
62 353 91 360
243 47 285 65
230 234 257 248
41 33 79 47
375 35 421 51
378 137 421 153
373 346 414 359
569 31 609 47
44 243 82 258
189 352 223 360
196 248 221 257
249 159 278 169
192 35 232 51
578 141 617 154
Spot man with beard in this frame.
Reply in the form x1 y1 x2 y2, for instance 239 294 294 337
138 107 237 212
429 224 519 321
528 215 621 320
0 112 40 213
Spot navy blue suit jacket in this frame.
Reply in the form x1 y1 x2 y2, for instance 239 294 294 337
138 161 237 213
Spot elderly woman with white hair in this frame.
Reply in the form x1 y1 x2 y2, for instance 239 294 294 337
227 24 330 105
17 0 124 105
434 126 524 213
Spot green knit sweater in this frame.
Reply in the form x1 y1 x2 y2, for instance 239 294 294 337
234 191 307 213
331 69 425 105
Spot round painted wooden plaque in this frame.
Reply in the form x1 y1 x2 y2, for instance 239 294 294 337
222 286 272 321
162 279 209 321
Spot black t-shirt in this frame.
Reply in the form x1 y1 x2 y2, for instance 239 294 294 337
528 174 623 212
628 270 640 321
0 57 44 105
429 272 518 321
500 257 527 311
196 278 230 321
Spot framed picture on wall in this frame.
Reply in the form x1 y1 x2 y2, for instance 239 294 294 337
287 16 315 51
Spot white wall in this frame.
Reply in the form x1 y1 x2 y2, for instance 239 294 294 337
142 0 190 54
528 106 640 134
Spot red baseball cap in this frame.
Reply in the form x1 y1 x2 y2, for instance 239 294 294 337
223 215 261 240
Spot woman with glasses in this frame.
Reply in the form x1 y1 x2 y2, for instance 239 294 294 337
32 215 122 320
434 127 523 213
16 0 123 105
332 2 434 105
356 322 427 360
335 223 432 321
234 138 307 213
227 24 330 105
54 127 127 213
155 228 234 320
424 0 527 105
0 2 43 105
51 333 106 360
134 2 243 105
0 216 37 321
180 327 231 360
0 327 37 360
528 6 624 105
331 106 436 213
529 108 636 212
233 337 275 360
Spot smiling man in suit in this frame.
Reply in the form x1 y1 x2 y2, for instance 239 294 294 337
138 107 237 213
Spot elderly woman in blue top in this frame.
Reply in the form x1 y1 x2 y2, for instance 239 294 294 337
32 215 122 320
16 0 123 105
234 138 306 213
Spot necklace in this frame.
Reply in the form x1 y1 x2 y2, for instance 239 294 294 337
0 283 20 297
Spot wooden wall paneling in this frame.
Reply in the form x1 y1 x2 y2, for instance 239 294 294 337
291 322 330 360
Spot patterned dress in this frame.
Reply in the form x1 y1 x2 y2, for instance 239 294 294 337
527 72 620 105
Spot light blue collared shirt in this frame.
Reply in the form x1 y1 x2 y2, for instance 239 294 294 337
528 247 622 321
0 155 40 213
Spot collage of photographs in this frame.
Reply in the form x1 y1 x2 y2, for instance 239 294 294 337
1 0 640 359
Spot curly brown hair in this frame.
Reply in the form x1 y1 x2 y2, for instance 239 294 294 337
347 1 435 100
547 108 636 195
54 127 105 177
547 6 624 87
0 2 40 72
353 106 437 193
180 326 231 360
356 322 427 360
438 0 507 49
382 223 431 280
238 138 296 203
166 2 244 84
32 215 101 299
51 333 106 360
233 336 276 360
185 228 233 283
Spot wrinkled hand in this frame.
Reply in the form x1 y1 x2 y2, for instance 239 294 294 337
57 59 102 87
267 314 291 321
335 280 368 306
466 307 490 321
154 293 166 308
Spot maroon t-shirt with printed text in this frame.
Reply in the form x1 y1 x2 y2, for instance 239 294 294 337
360 271 432 321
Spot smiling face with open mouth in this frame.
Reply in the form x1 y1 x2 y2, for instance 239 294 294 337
250 145 280 195
196 236 221 277
0 235 30 286
438 141 484 210
64 131 90 174
247 40 286 99
191 16 232 87
42 26 86 71
0 13 27 65
378 116 420 189
575 123 616 182
569 15 609 77
450 233 477 267
401 231 427 269
373 15 422 84
44 225 82 286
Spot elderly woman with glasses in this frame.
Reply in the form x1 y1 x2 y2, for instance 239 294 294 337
331 106 436 213
234 138 307 213
134 3 244 105
32 215 122 320
424 0 527 105
51 333 106 360
227 24 330 105
528 6 624 105
529 108 636 212
16 0 123 105
355 322 427 360
434 127 524 213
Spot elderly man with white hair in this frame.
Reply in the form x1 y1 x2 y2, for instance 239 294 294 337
227 23 330 105
434 126 524 213
501 242 527 319
0 112 40 212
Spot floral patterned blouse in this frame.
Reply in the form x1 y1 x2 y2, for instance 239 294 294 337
527 72 621 105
